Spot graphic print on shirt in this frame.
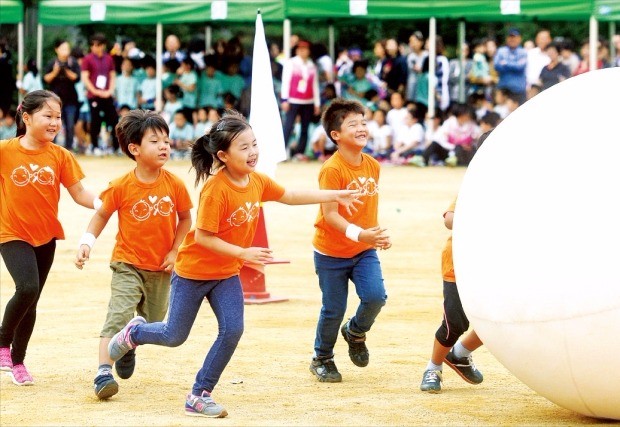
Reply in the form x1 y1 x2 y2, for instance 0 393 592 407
10 164 55 187
130 195 175 221
227 201 260 227
346 176 378 197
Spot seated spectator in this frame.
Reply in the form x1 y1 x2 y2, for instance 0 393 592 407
138 57 157 110
169 110 194 157
422 109 448 166
342 60 375 104
390 107 425 165
0 108 17 139
310 122 336 162
439 103 480 167
198 54 224 109
366 108 393 161
162 84 184 124
386 91 408 129
479 111 501 136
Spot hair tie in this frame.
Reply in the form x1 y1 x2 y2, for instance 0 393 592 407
16 103 23 112
216 121 226 132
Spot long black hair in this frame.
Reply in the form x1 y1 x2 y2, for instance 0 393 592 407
190 110 251 187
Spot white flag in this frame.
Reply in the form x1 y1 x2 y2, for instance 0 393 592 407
250 10 287 178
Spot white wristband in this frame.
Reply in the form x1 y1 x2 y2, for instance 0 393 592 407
345 224 363 242
93 197 103 211
79 232 96 249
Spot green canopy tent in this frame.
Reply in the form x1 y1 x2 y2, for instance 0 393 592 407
0 0 25 102
37 0 285 108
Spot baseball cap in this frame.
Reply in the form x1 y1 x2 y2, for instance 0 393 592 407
508 28 521 37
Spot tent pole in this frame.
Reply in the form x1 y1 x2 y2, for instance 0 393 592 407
156 23 163 112
458 20 466 103
589 15 598 71
205 25 212 52
283 18 291 60
610 22 616 63
36 24 43 72
18 22 24 104
328 24 335 62
428 17 436 119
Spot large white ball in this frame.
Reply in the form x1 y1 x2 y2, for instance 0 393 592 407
453 68 620 420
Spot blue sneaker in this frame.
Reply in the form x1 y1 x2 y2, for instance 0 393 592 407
185 391 228 418
94 367 119 399
115 349 136 379
108 316 145 362
444 349 484 384
420 369 442 393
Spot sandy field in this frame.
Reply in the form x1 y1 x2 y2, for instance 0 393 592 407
0 157 612 426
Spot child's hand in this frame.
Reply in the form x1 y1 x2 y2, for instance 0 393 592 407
336 190 363 216
75 245 90 269
160 249 178 273
359 226 391 250
240 247 274 265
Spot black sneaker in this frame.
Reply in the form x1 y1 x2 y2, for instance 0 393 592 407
309 357 342 382
94 368 119 399
444 349 483 384
340 321 369 367
115 349 136 379
420 369 442 393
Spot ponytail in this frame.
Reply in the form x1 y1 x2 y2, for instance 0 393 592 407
190 134 216 187
190 109 251 187
15 105 26 137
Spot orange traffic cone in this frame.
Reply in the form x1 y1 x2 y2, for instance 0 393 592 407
240 206 289 304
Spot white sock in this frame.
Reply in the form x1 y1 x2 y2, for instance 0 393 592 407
97 364 112 376
426 360 442 371
453 341 472 358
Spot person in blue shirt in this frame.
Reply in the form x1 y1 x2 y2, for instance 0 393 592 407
494 28 527 104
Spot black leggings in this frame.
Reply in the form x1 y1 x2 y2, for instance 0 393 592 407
0 239 56 364
435 280 469 348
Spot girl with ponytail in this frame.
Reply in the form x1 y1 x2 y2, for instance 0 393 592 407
108 109 362 418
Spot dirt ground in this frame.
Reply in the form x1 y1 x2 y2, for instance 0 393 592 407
0 157 612 426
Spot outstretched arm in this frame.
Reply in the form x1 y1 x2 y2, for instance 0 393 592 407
278 188 362 216
74 209 113 269
194 228 273 265
67 181 99 209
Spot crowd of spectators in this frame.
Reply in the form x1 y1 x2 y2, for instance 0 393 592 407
0 29 619 166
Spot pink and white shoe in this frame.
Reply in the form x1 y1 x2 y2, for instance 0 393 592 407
11 364 34 386
0 347 13 372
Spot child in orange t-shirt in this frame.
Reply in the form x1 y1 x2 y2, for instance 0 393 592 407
0 90 99 385
74 109 193 400
419 130 493 393
107 110 361 418
310 98 392 383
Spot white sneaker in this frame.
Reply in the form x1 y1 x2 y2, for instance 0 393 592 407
93 147 104 157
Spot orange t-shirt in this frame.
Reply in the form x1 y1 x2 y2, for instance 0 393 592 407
99 169 193 271
0 137 85 246
174 171 285 280
313 151 380 258
441 198 456 283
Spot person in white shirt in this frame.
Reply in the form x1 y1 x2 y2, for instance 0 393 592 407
526 29 552 98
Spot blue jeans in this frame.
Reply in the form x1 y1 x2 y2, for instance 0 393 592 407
131 273 244 395
313 249 387 358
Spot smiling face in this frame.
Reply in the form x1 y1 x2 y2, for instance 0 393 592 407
130 127 171 167
218 128 259 177
24 101 62 143
331 112 368 149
